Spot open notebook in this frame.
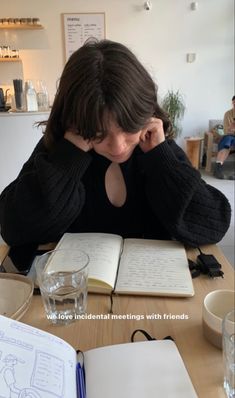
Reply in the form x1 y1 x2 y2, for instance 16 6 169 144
45 232 194 297
0 315 197 398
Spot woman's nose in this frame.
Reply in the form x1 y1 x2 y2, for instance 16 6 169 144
107 134 127 154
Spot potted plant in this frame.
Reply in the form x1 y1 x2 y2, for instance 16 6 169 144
162 90 186 138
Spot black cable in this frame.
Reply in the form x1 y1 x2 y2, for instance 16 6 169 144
197 247 203 255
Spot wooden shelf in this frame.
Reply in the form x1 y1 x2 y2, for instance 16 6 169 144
0 58 21 62
0 24 43 30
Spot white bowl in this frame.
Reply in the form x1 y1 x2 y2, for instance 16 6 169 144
0 273 34 320
202 289 235 349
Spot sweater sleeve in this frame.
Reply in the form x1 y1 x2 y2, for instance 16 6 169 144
223 109 234 134
140 140 231 247
0 138 92 246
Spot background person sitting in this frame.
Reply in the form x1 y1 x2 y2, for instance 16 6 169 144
214 95 235 179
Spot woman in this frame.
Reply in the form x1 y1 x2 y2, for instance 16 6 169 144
0 40 231 269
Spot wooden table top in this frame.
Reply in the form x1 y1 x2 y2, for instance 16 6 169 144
20 244 234 398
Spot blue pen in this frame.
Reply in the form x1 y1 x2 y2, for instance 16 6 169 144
76 362 86 398
79 363 86 398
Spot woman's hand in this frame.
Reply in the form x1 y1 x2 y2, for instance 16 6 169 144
139 117 165 153
64 131 93 152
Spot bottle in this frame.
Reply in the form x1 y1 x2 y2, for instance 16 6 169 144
25 80 38 112
36 80 49 111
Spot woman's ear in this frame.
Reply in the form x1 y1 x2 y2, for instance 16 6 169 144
140 129 147 142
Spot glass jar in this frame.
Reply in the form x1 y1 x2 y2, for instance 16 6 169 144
2 46 10 58
32 18 40 25
11 49 19 58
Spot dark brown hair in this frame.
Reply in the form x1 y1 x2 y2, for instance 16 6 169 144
42 39 172 148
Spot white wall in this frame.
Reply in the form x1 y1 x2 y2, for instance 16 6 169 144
0 113 47 193
0 0 234 145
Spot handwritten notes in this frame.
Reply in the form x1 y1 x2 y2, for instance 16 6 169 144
53 233 194 296
55 233 122 288
116 239 194 296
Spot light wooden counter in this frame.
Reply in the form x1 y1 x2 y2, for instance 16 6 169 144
21 244 234 398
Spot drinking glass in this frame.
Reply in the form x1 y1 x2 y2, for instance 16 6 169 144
223 310 235 398
36 249 89 325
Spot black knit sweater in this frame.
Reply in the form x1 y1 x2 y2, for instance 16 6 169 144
0 137 231 252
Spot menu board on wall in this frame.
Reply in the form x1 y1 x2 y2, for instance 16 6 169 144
62 13 105 62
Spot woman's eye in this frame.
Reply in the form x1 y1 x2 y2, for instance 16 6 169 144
93 132 105 141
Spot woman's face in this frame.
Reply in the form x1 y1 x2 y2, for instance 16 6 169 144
92 118 143 163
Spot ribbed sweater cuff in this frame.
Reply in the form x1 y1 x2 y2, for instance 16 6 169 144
48 138 92 176
141 141 180 172
140 141 201 192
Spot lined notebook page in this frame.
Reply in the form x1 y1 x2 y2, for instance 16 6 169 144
54 232 123 289
115 239 194 296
